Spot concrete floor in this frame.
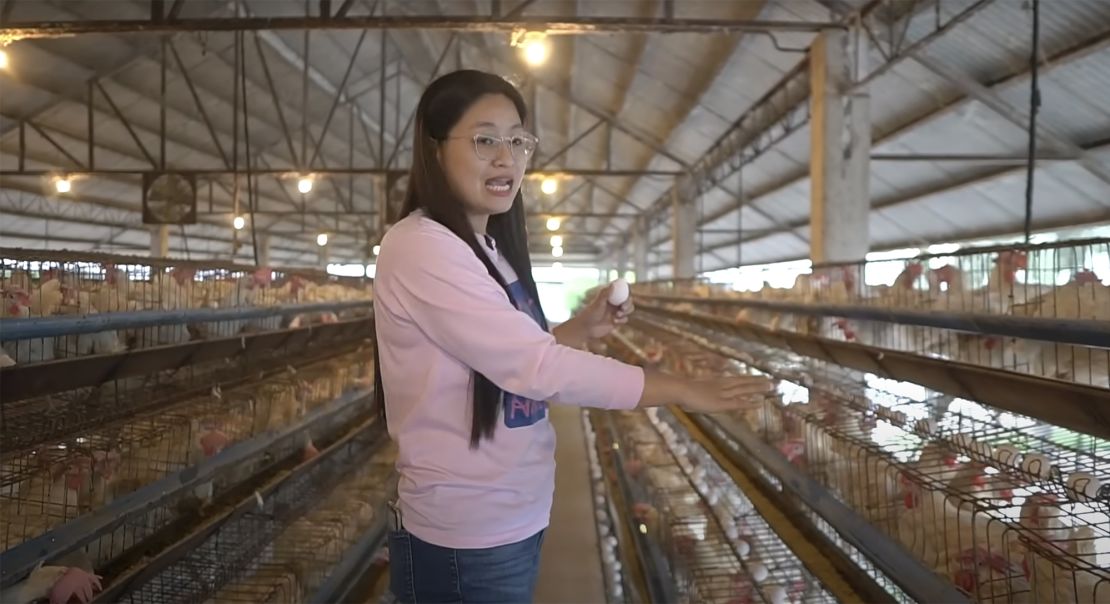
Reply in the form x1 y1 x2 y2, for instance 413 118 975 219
534 405 607 604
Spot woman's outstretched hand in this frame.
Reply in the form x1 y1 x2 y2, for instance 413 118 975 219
678 375 775 413
639 370 775 412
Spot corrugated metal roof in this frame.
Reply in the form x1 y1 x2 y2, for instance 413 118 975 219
1 0 1109 268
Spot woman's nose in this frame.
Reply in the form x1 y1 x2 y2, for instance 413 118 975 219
492 141 515 166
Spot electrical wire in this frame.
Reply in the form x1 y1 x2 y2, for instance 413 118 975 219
1023 0 1041 243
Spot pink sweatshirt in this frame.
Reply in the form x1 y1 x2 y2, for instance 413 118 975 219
373 211 645 549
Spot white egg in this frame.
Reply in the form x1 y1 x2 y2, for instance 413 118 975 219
725 523 740 541
993 444 1020 467
612 585 624 599
606 535 618 548
762 584 788 604
1021 453 1053 478
735 540 751 559
596 495 606 506
707 491 720 506
608 278 630 306
748 562 769 583
1066 472 1101 502
613 561 622 573
603 550 616 565
596 510 608 523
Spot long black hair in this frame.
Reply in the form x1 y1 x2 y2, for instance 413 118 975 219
373 70 548 448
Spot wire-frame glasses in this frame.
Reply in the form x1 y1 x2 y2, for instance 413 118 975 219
443 133 539 162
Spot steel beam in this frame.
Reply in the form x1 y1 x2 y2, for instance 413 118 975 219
169 38 231 168
697 31 1110 233
24 120 84 168
632 0 996 248
1 15 843 37
308 28 369 168
95 80 159 168
253 31 301 165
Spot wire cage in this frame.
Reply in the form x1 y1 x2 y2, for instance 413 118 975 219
0 249 374 366
206 454 396 604
634 239 1110 389
622 317 1110 603
606 406 835 604
0 351 374 568
113 421 389 604
581 410 633 604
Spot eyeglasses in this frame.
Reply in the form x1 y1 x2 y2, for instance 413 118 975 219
442 133 539 162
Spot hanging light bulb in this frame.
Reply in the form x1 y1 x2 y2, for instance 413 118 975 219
550 235 563 248
0 49 9 70
233 215 246 230
316 233 329 246
54 177 71 194
552 246 564 258
373 245 381 256
540 177 558 195
298 176 314 194
521 36 549 66
546 217 561 231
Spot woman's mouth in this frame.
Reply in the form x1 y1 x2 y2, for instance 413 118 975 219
485 178 514 196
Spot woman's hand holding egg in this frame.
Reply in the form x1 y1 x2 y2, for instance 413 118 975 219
578 278 635 340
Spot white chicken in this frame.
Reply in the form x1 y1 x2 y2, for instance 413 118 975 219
2 288 56 363
1010 270 1110 386
0 563 102 604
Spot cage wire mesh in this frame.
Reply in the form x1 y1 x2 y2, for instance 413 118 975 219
636 240 1110 389
606 405 835 604
622 317 1110 603
0 351 374 566
114 424 387 604
205 452 397 604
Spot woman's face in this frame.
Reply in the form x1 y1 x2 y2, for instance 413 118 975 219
438 94 531 221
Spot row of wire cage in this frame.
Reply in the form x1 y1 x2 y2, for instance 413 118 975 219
0 249 374 365
602 401 835 604
115 419 391 604
622 314 1110 603
0 350 375 580
582 409 634 603
635 239 1110 389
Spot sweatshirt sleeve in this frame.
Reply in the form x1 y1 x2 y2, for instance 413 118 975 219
376 221 644 410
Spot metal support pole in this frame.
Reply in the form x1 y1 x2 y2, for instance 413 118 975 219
160 35 167 170
633 218 649 281
672 187 696 279
150 225 170 258
258 234 272 266
87 80 94 170
809 28 867 265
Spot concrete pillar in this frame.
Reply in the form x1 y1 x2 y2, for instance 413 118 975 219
633 220 649 282
809 29 869 265
616 246 629 280
258 234 271 267
150 225 169 258
672 187 697 280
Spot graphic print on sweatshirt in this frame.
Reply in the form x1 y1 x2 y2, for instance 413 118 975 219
503 280 547 428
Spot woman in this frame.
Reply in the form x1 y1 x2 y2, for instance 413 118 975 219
373 70 770 603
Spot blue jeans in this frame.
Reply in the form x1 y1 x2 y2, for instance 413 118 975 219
388 528 545 603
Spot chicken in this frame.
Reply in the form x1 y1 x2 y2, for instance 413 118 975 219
0 563 102 604
2 289 57 364
1010 270 1110 386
